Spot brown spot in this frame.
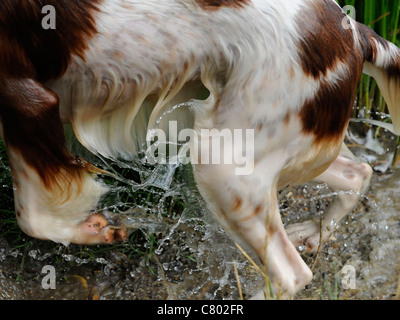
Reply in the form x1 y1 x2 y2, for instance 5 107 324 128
195 0 250 11
344 170 356 181
283 111 291 126
232 196 243 211
254 204 263 216
289 66 295 79
238 203 264 223
16 211 22 218
295 0 355 79
0 0 102 82
113 51 124 62
121 2 134 10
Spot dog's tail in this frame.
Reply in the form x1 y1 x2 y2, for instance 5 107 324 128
358 22 400 135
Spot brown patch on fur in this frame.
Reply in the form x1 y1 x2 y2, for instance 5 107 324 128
299 73 360 144
195 0 250 11
0 0 101 82
0 78 87 192
232 196 243 211
295 0 355 79
296 0 364 143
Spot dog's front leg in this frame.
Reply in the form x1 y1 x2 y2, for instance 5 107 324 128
193 157 313 297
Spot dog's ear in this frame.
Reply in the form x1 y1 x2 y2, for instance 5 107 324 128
359 23 400 135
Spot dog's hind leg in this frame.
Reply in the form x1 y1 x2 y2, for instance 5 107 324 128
286 143 373 253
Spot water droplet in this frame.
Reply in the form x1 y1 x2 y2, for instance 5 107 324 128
28 250 38 259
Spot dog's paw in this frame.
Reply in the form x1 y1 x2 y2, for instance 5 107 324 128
75 214 128 244
286 220 324 253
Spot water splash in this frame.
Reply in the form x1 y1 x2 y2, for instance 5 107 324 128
2 108 399 299
0 121 264 299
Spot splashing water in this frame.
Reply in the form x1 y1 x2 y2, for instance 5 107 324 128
0 103 266 299
1 108 400 300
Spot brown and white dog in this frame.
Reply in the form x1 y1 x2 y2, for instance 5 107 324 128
0 0 399 296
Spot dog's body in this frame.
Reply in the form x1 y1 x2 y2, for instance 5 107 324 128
1 0 400 296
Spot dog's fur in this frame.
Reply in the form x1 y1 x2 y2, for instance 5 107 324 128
1 0 400 296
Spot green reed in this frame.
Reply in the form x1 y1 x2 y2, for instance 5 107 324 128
338 0 400 167
339 0 400 119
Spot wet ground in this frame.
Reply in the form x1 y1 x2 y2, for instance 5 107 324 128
1 126 400 300
288 170 400 300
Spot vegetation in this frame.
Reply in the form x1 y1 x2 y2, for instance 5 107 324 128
338 0 400 119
